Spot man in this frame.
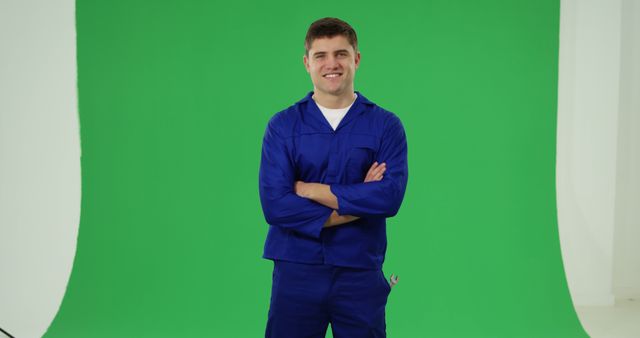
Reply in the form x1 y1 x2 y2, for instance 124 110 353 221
259 17 408 338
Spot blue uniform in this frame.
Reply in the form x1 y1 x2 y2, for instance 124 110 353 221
259 91 408 337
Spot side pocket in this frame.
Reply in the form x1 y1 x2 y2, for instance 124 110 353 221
380 269 391 294
270 260 281 306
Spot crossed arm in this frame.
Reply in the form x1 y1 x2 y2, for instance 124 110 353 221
259 114 407 238
294 162 387 228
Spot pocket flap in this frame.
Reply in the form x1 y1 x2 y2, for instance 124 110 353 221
349 134 378 150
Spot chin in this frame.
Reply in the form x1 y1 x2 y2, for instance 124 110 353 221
320 86 345 96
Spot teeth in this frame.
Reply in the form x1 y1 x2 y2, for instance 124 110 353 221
324 73 340 78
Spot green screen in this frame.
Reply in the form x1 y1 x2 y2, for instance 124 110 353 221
44 0 589 337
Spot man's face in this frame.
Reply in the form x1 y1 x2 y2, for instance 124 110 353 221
304 35 361 97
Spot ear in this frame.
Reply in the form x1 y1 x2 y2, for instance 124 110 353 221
303 54 310 73
354 51 361 70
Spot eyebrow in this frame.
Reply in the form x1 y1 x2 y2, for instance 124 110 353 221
312 49 351 57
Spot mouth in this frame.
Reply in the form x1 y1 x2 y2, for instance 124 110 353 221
323 72 343 79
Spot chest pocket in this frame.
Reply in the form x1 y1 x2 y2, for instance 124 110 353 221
345 134 378 182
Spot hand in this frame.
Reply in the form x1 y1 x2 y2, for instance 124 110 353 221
364 162 386 182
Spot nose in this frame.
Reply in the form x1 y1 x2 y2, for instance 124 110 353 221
325 55 340 69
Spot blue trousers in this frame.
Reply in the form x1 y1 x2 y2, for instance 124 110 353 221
265 260 391 338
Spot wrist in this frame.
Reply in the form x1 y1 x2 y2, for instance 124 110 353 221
306 182 322 199
295 181 312 198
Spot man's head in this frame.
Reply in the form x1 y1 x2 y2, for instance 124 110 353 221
304 17 358 56
303 18 361 98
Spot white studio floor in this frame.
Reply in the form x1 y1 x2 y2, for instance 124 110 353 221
576 299 640 338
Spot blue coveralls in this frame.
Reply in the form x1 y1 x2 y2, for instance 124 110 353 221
259 91 408 337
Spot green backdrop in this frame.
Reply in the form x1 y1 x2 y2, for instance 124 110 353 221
44 0 589 337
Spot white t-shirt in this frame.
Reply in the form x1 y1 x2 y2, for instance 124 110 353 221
314 94 358 130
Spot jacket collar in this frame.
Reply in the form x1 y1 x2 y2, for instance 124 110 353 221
299 91 374 106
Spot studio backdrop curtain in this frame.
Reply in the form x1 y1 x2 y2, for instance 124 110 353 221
44 1 588 337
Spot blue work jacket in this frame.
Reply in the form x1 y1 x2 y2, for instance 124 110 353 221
259 91 408 270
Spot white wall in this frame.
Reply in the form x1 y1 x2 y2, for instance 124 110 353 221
558 0 640 307
0 1 80 338
557 0 621 307
613 0 640 300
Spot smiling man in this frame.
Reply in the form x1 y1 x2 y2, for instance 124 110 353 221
259 17 409 338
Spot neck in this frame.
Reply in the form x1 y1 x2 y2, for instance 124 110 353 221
312 89 356 109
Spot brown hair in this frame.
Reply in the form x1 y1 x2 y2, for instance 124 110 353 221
304 17 358 56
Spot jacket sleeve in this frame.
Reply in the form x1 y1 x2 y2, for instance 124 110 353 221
330 114 409 218
258 116 333 239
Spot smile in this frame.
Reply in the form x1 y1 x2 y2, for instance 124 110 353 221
323 73 342 78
